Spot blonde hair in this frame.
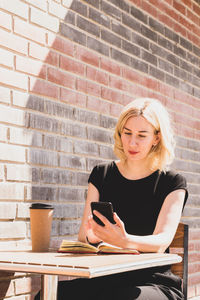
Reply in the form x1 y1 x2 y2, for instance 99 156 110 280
114 98 175 172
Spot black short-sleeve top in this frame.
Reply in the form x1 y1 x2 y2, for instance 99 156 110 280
88 161 188 236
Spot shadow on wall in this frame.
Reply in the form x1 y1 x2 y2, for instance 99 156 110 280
24 1 117 298
0 271 15 299
25 0 117 248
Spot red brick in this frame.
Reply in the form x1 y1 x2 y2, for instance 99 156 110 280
175 122 195 139
129 84 148 99
76 46 99 67
29 43 59 67
193 2 200 16
188 273 200 286
182 114 200 129
192 24 200 38
169 104 193 122
179 15 193 31
173 0 186 15
86 66 109 86
109 76 131 93
100 57 121 75
48 34 74 57
129 0 141 6
173 22 187 37
173 90 200 111
14 17 46 44
141 0 158 18
181 0 192 8
187 285 196 299
187 31 200 48
123 94 133 106
189 263 200 274
189 228 200 240
194 131 200 140
149 0 162 6
0 28 28 55
158 82 174 98
101 87 124 104
189 241 195 252
157 11 174 28
189 252 200 263
87 96 111 114
16 56 46 79
159 1 178 20
110 102 123 117
60 56 85 76
77 79 101 97
30 78 59 99
141 76 159 93
48 67 76 89
162 0 172 4
60 88 87 108
122 68 143 85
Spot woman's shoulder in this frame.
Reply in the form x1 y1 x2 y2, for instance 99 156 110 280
91 160 116 174
161 170 186 180
88 161 116 189
159 169 187 187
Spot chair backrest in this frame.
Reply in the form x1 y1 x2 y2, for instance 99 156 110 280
169 223 189 300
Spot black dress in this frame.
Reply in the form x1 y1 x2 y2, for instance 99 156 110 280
35 161 188 300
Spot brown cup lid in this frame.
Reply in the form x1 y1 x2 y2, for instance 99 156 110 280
30 203 54 209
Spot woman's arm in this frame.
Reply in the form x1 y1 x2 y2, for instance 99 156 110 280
79 184 186 253
90 189 186 253
119 189 186 252
78 182 100 243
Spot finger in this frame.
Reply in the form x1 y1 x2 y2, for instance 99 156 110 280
93 210 109 226
113 213 124 229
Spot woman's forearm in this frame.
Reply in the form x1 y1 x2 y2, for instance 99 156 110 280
120 232 172 253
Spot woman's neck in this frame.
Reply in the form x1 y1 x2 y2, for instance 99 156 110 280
116 159 155 180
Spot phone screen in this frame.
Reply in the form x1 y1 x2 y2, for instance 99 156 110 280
91 202 115 226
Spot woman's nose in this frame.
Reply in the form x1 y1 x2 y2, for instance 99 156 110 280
129 136 137 146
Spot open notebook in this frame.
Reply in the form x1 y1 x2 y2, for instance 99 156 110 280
58 240 139 254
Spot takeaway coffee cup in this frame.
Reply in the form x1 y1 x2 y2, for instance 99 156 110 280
30 203 54 252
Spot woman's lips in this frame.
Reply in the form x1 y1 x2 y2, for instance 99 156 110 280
128 151 139 155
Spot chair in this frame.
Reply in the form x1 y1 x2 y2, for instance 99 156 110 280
170 223 189 300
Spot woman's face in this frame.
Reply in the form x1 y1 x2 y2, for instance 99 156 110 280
121 116 160 162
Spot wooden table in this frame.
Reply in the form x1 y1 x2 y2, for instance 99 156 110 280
0 250 182 300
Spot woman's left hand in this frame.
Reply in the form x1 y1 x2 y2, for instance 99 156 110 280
89 210 127 247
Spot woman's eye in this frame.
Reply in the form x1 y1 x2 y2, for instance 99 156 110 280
124 132 131 135
138 135 146 138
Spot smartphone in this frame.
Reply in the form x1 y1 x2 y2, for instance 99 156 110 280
91 202 116 226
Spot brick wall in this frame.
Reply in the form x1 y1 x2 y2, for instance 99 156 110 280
0 0 199 299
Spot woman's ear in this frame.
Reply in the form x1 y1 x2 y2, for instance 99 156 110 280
154 131 161 145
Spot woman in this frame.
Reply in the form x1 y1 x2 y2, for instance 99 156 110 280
36 98 188 299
